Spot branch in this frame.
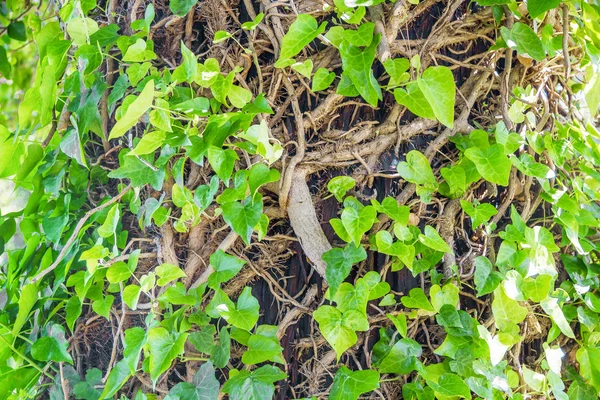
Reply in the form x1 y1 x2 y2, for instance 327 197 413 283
32 185 132 284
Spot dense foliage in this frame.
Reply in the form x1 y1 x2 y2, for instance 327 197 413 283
1 0 600 398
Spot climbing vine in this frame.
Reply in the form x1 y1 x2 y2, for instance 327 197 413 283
1 0 600 399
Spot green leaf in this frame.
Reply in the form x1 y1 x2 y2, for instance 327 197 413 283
430 283 459 312
501 22 546 61
377 338 422 374
123 285 141 309
170 0 198 16
419 226 451 253
394 82 436 120
156 263 186 286
492 286 528 330
146 327 188 382
75 44 103 75
13 283 38 336
291 59 313 78
173 41 198 83
339 35 382 106
166 362 220 399
323 244 367 296
8 21 26 41
222 365 286 400
92 295 114 319
340 200 377 245
31 323 73 364
540 294 575 338
100 359 131 398
464 144 512 186
460 200 498 227
473 256 502 296
241 333 284 365
207 250 246 289
401 288 435 312
211 327 230 368
328 176 356 202
383 58 410 86
429 373 472 399
228 85 253 108
417 66 456 128
130 130 166 156
313 305 367 361
222 195 263 245
189 325 216 355
72 368 102 400
108 149 165 190
207 146 238 185
242 13 264 30
219 287 260 331
238 120 283 165
248 163 279 197
0 47 10 77
576 347 600 395
397 150 436 187
342 23 375 47
98 204 120 238
275 15 327 66
213 30 232 44
109 79 154 139
66 18 99 46
312 68 336 92
329 366 380 400
123 39 156 62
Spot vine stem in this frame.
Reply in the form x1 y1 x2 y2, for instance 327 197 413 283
32 185 133 284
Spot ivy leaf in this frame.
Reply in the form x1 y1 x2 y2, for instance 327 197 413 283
207 250 246 289
501 22 546 61
394 82 436 121
313 306 368 360
323 244 367 297
401 288 435 312
339 35 382 106
146 327 188 383
98 204 120 238
73 368 102 400
373 197 409 224
397 150 436 187
418 226 451 253
342 23 375 47
166 362 220 399
275 15 327 66
222 365 286 400
211 327 231 368
219 287 260 331
576 347 600 395
378 338 422 374
238 120 283 165
8 21 27 41
460 200 498 227
170 0 198 16
228 85 253 108
156 263 186 286
31 323 73 364
383 57 410 86
312 68 336 92
492 286 528 330
75 44 103 75
248 163 280 197
473 256 502 296
328 176 356 202
91 295 114 319
341 203 377 245
429 373 472 399
241 333 284 365
109 79 154 139
222 195 263 245
291 59 313 78
541 293 575 338
329 366 380 400
207 146 238 185
130 130 166 156
172 41 198 83
100 360 131 399
417 66 456 128
464 144 512 186
123 285 141 309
